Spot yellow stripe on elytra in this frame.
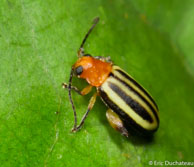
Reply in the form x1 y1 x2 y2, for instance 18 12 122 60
108 77 158 129
101 78 157 130
112 66 159 115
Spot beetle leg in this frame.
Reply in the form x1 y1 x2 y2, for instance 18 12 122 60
80 85 93 95
94 56 113 63
105 56 113 63
62 83 93 96
72 92 97 132
106 109 129 137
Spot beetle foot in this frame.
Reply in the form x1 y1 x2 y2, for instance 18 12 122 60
71 127 79 133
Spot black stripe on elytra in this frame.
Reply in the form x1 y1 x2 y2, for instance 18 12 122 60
108 81 153 123
109 73 159 123
115 68 158 110
99 88 157 136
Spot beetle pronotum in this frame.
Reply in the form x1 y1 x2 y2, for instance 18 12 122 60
63 17 159 137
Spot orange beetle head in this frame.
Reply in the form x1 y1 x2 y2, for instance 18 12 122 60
73 55 112 87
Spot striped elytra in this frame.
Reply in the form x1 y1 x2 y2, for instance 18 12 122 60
98 65 159 136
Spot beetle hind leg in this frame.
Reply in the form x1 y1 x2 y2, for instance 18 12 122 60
106 109 129 137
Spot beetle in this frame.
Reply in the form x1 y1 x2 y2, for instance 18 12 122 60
62 17 159 137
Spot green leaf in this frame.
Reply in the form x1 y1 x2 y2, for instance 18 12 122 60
0 0 194 167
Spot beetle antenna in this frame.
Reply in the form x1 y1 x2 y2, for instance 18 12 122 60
68 68 77 129
78 17 100 57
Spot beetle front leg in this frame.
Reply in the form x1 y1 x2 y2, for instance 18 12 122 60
106 109 129 137
62 83 93 96
72 92 97 132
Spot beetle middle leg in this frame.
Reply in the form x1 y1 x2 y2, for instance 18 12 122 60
72 92 97 132
94 56 112 63
106 109 129 137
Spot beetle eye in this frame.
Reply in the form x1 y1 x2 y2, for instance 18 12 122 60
75 66 83 75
